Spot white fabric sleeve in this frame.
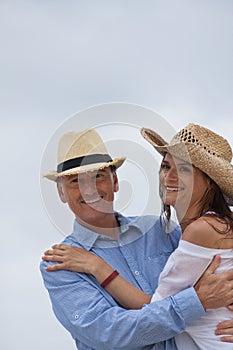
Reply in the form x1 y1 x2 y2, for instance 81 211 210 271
151 240 225 302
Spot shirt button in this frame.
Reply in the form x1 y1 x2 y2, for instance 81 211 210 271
74 314 79 320
135 271 140 276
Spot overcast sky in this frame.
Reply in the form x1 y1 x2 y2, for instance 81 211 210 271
1 1 233 349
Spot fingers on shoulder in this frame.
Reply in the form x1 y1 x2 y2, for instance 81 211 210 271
52 243 67 250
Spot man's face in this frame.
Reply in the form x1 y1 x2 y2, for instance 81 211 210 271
57 167 119 228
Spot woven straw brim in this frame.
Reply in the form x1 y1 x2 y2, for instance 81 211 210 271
43 157 126 181
141 128 233 206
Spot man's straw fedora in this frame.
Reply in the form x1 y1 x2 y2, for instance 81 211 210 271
44 129 126 181
141 123 233 205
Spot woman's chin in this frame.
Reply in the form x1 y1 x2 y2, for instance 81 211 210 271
163 196 177 207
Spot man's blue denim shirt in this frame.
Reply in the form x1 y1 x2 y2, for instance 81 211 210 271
40 214 204 350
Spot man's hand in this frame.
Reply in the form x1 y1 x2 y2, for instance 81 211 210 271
194 255 233 310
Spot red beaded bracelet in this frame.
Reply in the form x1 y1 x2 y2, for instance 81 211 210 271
100 270 119 288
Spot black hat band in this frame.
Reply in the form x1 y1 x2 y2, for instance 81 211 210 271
57 154 113 173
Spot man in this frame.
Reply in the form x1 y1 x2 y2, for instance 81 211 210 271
40 128 233 350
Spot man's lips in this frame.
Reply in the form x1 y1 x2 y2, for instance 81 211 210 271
81 196 103 204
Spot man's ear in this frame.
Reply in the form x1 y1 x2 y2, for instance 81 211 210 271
57 180 67 203
113 171 119 193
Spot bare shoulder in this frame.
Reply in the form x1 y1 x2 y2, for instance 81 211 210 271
182 216 231 248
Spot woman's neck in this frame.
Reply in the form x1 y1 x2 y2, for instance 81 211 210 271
177 206 201 232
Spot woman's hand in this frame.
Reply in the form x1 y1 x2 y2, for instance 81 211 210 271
216 319 233 343
42 244 107 275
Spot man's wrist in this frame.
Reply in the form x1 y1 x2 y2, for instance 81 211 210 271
195 289 206 310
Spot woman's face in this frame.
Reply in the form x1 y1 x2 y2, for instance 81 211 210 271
159 153 210 212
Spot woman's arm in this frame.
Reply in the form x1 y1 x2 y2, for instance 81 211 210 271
42 244 151 309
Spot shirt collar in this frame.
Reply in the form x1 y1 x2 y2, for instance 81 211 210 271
71 212 145 250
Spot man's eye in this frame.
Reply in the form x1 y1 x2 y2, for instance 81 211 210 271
71 178 79 183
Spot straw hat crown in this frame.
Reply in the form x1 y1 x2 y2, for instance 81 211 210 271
170 124 232 162
44 129 126 181
141 123 233 204
57 129 109 164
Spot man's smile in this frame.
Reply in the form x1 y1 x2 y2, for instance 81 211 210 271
81 196 103 204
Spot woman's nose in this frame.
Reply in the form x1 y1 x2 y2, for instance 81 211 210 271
165 168 178 180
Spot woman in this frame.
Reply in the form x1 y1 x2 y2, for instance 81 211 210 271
43 123 233 349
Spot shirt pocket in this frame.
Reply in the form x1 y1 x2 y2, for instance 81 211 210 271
144 252 172 290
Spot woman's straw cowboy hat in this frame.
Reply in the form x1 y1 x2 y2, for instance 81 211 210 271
141 123 233 205
44 129 126 181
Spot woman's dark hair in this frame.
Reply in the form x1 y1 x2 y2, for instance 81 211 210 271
198 178 233 235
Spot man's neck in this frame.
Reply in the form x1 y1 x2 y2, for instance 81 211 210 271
76 214 120 239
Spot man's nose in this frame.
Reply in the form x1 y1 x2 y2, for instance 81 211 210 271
79 176 98 195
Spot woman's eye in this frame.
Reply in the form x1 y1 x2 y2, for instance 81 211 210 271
160 163 170 170
179 166 191 173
